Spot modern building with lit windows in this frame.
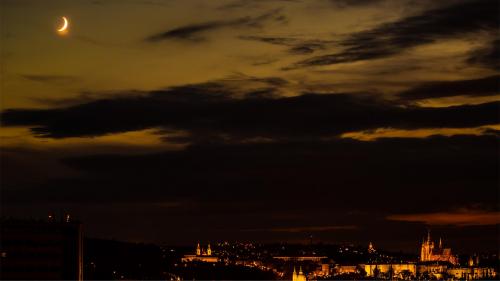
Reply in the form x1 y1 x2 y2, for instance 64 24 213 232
0 215 83 280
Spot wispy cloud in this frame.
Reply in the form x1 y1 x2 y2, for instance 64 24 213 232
21 74 77 83
326 0 386 8
293 0 498 67
146 9 286 42
244 225 357 232
466 38 500 71
218 0 299 10
398 75 500 101
240 35 335 55
387 209 500 226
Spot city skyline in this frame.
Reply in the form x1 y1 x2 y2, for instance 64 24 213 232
1 0 499 254
2 215 498 280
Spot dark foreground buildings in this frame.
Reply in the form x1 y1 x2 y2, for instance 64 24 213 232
0 215 83 280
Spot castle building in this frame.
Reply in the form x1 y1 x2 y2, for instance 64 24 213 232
335 232 496 280
420 231 458 265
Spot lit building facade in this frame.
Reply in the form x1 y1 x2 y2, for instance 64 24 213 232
182 243 218 263
273 256 327 262
335 265 358 275
447 267 497 280
420 231 458 265
292 266 307 281
0 216 83 280
332 232 497 280
364 263 417 279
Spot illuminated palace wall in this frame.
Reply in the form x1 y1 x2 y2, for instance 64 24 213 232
362 264 496 280
364 263 417 277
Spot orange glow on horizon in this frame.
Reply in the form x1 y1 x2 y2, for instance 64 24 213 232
387 210 500 226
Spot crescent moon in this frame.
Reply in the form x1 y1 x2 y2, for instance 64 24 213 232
57 17 69 32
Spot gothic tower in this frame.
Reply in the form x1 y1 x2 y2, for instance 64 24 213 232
420 230 434 262
207 243 212 256
297 266 307 281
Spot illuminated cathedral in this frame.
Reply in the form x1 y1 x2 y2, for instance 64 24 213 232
196 242 212 256
182 242 218 263
420 231 458 265
292 266 307 281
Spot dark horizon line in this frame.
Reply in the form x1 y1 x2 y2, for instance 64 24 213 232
83 236 500 256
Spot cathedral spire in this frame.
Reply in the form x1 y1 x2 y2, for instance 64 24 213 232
439 237 442 249
196 242 201 256
297 266 306 281
427 229 431 243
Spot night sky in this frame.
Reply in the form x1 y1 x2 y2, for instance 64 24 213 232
1 0 499 253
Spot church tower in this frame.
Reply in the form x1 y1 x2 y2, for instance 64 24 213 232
368 242 376 253
420 230 434 262
196 242 201 256
420 238 427 262
207 243 212 256
292 266 307 281
298 266 307 281
469 256 474 267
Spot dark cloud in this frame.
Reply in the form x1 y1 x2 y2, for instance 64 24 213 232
21 74 77 83
466 38 500 71
30 91 139 107
245 225 358 232
2 134 498 249
218 0 299 10
4 134 498 213
2 81 498 140
482 128 500 136
146 9 286 42
326 0 386 8
240 35 334 55
294 0 498 67
240 35 298 46
398 75 500 101
289 43 326 54
220 74 289 87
